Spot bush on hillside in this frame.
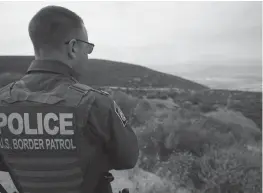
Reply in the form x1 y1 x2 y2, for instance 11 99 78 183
130 100 155 127
167 91 178 99
229 100 262 131
156 103 166 109
145 91 170 100
188 95 203 105
146 92 157 99
155 151 197 190
136 107 261 172
144 144 262 193
158 92 169 100
199 103 217 113
195 145 262 193
135 109 262 192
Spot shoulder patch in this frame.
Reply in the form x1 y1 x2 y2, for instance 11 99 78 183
113 101 128 127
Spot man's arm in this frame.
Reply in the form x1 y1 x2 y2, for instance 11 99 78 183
106 100 139 170
86 93 139 170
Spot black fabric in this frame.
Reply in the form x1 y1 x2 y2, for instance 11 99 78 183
93 173 113 193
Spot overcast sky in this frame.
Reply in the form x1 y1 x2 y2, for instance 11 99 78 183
0 1 261 79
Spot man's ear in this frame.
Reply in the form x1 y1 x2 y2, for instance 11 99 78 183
67 39 77 59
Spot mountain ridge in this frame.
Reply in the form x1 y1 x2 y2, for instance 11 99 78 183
0 56 208 90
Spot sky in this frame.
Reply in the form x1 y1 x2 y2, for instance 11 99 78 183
0 1 262 91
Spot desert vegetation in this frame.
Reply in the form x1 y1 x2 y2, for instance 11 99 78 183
109 88 261 193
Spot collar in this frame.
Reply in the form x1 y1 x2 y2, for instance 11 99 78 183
27 60 79 80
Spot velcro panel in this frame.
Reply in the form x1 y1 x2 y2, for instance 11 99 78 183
0 106 79 154
0 106 83 193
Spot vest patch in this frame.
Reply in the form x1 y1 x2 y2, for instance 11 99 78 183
0 106 77 152
113 101 127 127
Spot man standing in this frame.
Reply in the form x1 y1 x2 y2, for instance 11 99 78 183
0 5 139 193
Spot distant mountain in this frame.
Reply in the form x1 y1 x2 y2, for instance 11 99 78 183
0 56 208 90
183 63 262 92
151 60 262 92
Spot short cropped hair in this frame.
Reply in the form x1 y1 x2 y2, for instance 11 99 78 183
28 6 84 52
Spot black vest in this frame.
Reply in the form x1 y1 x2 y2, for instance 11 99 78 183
0 80 96 193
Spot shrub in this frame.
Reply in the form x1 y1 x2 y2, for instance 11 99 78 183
138 95 144 99
200 103 217 113
156 103 166 109
155 151 197 190
196 146 262 193
147 144 262 193
167 91 177 99
158 93 169 100
132 100 155 126
146 92 157 99
188 95 202 105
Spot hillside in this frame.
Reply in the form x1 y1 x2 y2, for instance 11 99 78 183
0 56 208 90
110 90 262 193
0 81 261 193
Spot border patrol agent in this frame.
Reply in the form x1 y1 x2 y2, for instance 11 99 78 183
0 5 139 193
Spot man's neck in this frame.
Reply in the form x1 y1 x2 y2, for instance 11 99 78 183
34 50 79 80
34 53 72 69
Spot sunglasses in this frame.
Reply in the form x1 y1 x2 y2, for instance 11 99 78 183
65 39 95 54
